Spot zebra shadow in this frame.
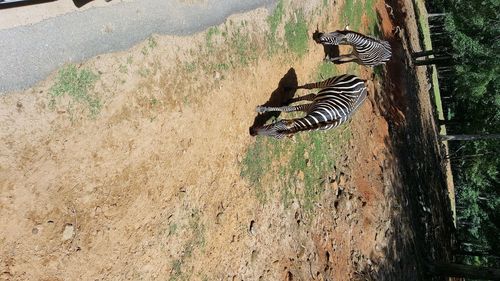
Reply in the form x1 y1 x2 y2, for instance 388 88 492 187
249 67 298 136
312 30 341 64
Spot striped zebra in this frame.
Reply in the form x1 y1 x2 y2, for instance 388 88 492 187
253 74 367 139
314 29 392 66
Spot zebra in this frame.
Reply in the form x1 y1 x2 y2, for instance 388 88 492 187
253 74 367 139
313 29 392 66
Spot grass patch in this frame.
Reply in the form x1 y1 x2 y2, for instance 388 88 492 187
268 0 284 36
241 137 274 204
148 36 158 49
49 64 100 117
118 64 128 74
241 126 351 213
373 65 384 79
205 26 220 51
347 62 360 75
184 62 197 73
138 68 151 78
364 0 378 33
284 11 309 57
316 61 338 80
266 0 284 56
230 26 256 66
201 21 261 73
170 259 183 281
342 0 364 31
168 210 205 281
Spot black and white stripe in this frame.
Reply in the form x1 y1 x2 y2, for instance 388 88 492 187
315 30 392 66
254 74 367 139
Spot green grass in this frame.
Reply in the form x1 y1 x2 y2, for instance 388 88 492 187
241 126 350 213
168 211 205 281
126 56 133 65
315 61 338 81
205 22 260 71
148 36 158 49
364 0 378 33
118 64 128 74
170 259 183 281
49 64 100 117
268 0 284 36
241 137 274 204
138 68 151 77
184 62 197 73
230 26 257 66
266 0 284 56
284 11 309 57
205 26 220 51
342 0 364 31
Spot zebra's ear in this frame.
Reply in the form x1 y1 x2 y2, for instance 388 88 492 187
344 24 350 31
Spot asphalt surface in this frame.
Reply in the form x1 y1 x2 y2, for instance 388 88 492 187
0 0 275 93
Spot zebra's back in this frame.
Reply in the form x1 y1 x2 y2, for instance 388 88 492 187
349 33 392 66
304 75 367 130
316 30 392 66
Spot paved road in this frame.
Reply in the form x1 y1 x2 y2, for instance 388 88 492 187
0 0 275 93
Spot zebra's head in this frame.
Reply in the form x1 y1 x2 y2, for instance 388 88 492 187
314 31 348 45
252 120 293 139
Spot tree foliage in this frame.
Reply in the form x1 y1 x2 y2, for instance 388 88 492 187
426 0 500 270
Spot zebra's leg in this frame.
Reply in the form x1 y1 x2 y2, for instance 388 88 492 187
328 54 360 64
256 103 312 113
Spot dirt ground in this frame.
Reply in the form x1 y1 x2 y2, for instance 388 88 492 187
0 0 454 280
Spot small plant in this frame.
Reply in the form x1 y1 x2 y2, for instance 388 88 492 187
184 62 197 73
118 64 128 74
49 64 100 116
150 97 159 107
205 26 220 50
148 36 158 49
170 259 183 281
138 68 151 77
214 63 229 72
126 56 133 65
168 223 178 236
168 210 206 281
229 27 257 66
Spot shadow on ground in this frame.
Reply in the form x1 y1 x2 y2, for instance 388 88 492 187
249 67 298 136
356 2 455 280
